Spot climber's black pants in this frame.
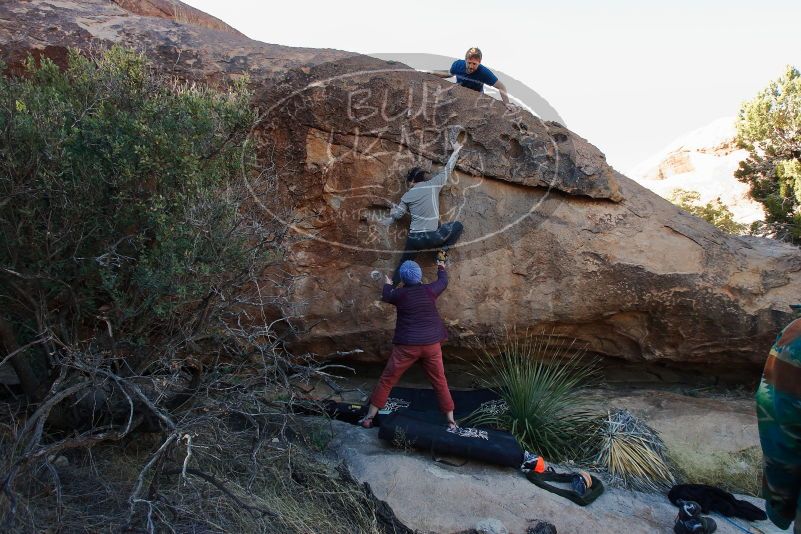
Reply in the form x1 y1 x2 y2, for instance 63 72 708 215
392 221 463 285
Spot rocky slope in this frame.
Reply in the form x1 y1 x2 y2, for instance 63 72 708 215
630 117 764 225
2 0 800 367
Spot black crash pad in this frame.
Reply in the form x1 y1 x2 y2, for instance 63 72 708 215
378 411 524 468
294 387 501 427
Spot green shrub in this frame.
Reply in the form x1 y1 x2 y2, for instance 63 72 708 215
0 46 258 393
669 189 747 235
735 65 801 243
0 46 407 534
465 331 599 462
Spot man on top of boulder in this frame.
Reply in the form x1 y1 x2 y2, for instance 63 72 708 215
433 47 514 109
381 133 464 286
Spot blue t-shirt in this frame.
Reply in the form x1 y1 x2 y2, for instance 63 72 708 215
449 59 498 92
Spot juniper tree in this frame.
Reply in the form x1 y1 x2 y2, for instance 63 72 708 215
735 66 801 243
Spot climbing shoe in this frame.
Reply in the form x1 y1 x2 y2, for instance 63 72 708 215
674 516 717 534
521 451 546 473
571 470 593 496
674 500 717 534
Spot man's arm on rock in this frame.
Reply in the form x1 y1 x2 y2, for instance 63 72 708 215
493 80 512 107
430 145 463 188
380 201 407 225
444 144 463 178
389 201 408 220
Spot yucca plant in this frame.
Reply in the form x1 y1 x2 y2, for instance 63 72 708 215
464 330 600 462
594 409 676 492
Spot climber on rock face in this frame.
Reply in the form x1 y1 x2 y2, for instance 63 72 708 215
381 135 464 286
432 47 514 109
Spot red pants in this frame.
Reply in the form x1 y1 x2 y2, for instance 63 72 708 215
370 343 455 413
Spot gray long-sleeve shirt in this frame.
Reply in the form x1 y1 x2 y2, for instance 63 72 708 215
390 148 461 233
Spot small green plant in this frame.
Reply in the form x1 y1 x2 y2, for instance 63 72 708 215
669 189 747 234
304 422 334 452
594 409 676 492
465 331 599 462
392 427 416 452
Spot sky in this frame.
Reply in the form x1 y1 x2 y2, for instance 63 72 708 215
184 0 800 174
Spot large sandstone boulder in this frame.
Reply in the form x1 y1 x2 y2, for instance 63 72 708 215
2 0 800 366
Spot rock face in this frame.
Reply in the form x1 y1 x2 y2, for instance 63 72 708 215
109 0 242 34
2 1 800 366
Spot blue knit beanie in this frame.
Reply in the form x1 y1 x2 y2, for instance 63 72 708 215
399 260 422 285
